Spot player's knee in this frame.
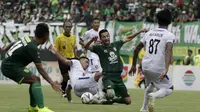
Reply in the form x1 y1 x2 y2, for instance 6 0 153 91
31 75 40 82
124 97 131 105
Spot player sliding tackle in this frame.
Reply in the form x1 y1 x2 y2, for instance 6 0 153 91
82 28 147 104
129 9 175 112
49 46 105 104
1 23 62 112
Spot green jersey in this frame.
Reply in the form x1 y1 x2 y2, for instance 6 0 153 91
92 40 124 79
2 36 41 69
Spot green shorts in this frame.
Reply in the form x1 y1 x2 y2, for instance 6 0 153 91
102 76 130 98
1 66 32 84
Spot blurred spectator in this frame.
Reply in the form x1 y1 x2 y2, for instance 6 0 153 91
0 0 199 24
184 49 194 65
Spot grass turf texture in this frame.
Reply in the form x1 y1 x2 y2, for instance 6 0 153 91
0 84 200 112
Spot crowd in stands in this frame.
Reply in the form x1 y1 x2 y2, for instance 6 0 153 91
0 0 200 24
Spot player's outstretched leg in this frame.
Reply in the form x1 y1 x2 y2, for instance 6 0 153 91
140 84 154 112
148 87 173 112
23 75 54 112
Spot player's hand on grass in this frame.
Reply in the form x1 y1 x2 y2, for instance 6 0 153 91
51 82 63 94
129 66 136 76
159 70 168 81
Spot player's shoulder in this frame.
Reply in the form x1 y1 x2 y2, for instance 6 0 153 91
56 33 65 39
163 30 175 40
71 59 80 65
70 34 76 38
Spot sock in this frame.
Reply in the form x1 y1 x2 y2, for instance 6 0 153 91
141 84 154 110
97 77 105 99
152 88 172 99
61 81 67 94
31 82 44 108
29 84 36 107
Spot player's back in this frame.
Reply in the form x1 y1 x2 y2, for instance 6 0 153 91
69 60 87 87
141 28 175 74
2 36 39 68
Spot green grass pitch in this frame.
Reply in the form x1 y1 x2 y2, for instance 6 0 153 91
0 84 200 112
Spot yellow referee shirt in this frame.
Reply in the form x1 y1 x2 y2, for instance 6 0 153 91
139 48 145 60
54 33 76 58
194 55 200 66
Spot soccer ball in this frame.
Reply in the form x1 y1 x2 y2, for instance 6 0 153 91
81 92 94 104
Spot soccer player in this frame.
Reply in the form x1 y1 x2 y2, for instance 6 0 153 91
82 28 147 105
54 20 77 102
129 9 175 112
79 18 102 74
193 49 200 66
49 46 105 103
1 23 62 112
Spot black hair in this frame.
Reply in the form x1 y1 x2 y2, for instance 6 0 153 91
198 49 200 54
99 29 108 38
35 23 49 38
92 18 100 22
156 9 172 26
188 49 193 53
79 56 89 61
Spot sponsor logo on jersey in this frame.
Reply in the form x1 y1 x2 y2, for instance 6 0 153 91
182 70 196 86
108 51 118 64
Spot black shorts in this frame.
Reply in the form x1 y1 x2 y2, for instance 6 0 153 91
58 60 70 74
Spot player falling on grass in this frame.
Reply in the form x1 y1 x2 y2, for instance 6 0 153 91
129 9 175 112
49 46 105 104
79 18 102 74
1 23 62 112
54 20 77 102
83 28 147 105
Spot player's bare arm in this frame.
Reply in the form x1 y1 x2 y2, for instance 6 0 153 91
129 42 144 76
0 42 16 52
82 37 97 51
123 29 148 43
49 45 72 66
35 63 62 93
160 42 173 80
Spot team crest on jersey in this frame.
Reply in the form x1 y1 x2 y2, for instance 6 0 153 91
104 50 108 53
113 47 117 51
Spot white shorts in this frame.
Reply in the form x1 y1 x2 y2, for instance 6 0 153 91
142 69 173 90
73 73 98 97
86 51 102 73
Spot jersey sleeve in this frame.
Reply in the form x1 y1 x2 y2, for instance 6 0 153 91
92 45 101 55
81 31 89 41
71 60 79 68
140 32 148 45
166 34 175 43
27 46 41 64
114 40 124 50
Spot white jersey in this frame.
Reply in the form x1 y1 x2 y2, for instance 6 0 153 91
82 29 101 45
69 60 94 88
69 60 99 97
81 29 102 73
141 28 175 74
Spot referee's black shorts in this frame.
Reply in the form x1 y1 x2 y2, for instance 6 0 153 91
58 60 70 75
